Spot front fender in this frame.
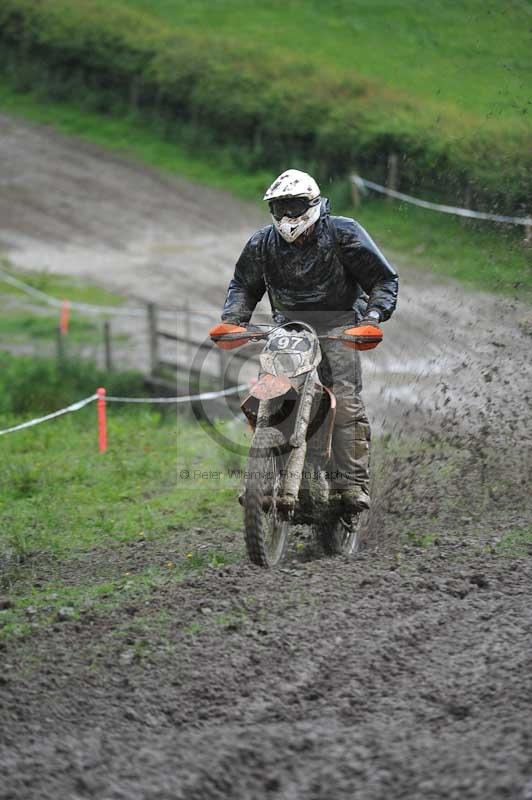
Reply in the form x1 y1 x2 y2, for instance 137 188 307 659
241 374 298 430
249 373 293 400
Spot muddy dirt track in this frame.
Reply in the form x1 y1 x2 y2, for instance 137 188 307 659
1 115 532 798
2 542 532 800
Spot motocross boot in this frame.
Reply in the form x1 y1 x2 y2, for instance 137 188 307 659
339 484 370 512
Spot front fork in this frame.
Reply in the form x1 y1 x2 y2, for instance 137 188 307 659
256 374 317 511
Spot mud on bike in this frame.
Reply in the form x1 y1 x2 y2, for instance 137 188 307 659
209 319 382 568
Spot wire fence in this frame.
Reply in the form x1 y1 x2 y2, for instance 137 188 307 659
351 175 532 227
0 268 212 321
0 266 221 382
0 384 249 439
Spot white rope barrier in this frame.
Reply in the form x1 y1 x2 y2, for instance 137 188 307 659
0 269 212 322
351 175 532 226
0 394 98 436
106 384 249 404
0 384 249 436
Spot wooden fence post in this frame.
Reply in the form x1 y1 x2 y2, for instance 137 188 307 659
386 153 398 201
461 184 472 226
129 79 139 112
351 174 361 209
103 320 112 372
184 300 191 368
147 302 158 376
524 218 532 249
184 300 191 342
56 325 65 373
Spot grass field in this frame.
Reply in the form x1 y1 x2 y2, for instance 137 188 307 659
0 264 126 307
0 308 98 345
0 406 241 560
0 266 134 388
0 0 529 208
125 0 530 133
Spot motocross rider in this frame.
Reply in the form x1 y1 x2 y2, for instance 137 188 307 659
221 169 398 512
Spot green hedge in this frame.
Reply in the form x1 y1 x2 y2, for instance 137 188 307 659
0 0 530 212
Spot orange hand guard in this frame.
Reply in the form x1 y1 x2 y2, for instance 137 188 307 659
342 324 383 350
209 322 249 350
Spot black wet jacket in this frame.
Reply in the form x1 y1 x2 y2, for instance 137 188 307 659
222 199 398 326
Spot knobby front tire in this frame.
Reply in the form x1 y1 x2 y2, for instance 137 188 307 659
244 427 289 568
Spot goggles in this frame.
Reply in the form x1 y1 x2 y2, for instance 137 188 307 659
268 197 315 221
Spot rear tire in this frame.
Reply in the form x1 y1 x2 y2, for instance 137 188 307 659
244 427 289 567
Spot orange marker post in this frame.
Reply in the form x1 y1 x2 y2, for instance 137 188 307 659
59 300 70 336
96 387 107 453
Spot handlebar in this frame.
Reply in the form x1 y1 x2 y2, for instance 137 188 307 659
209 319 317 344
209 319 383 351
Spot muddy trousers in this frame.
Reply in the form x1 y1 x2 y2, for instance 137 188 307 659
330 395 371 493
318 335 371 495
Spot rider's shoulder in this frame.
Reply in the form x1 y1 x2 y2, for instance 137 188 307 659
329 214 366 242
245 224 274 251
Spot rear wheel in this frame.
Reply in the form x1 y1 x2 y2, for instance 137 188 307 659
244 427 289 567
316 513 362 557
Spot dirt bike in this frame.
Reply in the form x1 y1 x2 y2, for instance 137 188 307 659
209 318 382 568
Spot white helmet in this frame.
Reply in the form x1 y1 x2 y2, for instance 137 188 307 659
263 169 321 243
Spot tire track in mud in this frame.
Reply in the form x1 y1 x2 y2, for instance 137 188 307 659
1 114 532 799
2 551 531 799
